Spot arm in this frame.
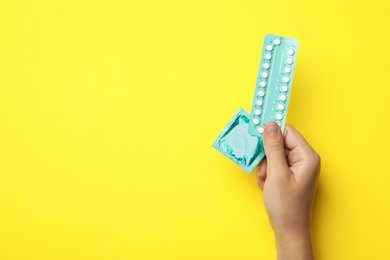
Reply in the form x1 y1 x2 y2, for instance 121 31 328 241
257 122 320 260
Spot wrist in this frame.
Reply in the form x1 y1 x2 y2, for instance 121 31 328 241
274 226 311 244
274 228 314 260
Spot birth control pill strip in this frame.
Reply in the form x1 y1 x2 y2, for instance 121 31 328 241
248 34 299 137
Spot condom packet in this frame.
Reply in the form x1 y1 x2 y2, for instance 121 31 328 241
212 108 265 174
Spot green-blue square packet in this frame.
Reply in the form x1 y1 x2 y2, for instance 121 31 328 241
212 108 265 173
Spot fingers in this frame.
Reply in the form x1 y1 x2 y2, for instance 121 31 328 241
260 123 320 186
262 122 290 179
283 125 312 152
284 125 321 180
284 125 320 164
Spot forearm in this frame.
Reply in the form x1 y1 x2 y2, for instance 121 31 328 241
274 228 314 260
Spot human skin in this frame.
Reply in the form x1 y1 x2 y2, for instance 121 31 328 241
257 122 320 260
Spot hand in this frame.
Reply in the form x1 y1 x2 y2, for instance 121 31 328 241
257 122 320 260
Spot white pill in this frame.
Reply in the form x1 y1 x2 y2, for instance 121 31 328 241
276 113 283 120
278 104 285 110
284 67 291 73
261 72 268 78
286 58 293 64
258 127 264 134
255 109 261 115
283 77 290 83
259 81 266 87
256 100 263 106
266 45 273 51
288 49 295 55
265 54 272 60
274 39 281 45
258 90 265 96
253 118 260 125
280 95 287 101
281 86 288 92
263 63 270 69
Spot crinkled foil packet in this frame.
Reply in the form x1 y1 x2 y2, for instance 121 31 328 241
212 108 265 173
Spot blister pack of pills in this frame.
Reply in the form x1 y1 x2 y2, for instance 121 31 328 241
213 34 299 173
248 34 299 136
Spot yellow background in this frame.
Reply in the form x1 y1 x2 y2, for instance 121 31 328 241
1 0 389 259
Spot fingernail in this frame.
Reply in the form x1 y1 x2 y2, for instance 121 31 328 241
266 122 279 136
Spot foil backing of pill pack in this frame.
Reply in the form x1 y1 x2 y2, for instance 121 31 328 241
212 34 299 173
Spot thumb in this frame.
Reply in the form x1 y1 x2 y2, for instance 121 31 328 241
262 122 289 177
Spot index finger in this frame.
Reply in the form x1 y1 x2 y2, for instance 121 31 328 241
283 125 313 152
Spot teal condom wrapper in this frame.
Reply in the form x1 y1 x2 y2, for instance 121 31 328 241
248 34 299 137
212 108 265 174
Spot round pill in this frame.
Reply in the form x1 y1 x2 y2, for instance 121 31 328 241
255 109 261 115
286 58 293 64
256 100 263 106
283 77 290 83
259 81 266 87
253 118 260 125
288 49 295 55
258 127 264 134
261 72 268 78
258 90 265 96
263 63 270 69
265 54 272 60
276 113 283 120
274 39 281 45
284 67 291 73
280 95 287 101
278 104 285 110
266 45 273 51
281 86 288 92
